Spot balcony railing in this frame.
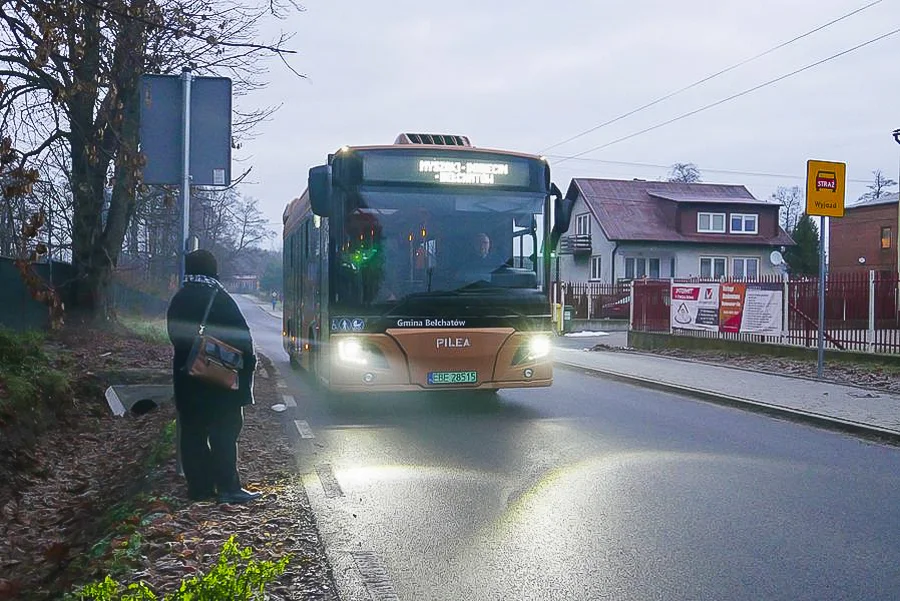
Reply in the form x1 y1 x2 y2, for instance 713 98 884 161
558 233 592 255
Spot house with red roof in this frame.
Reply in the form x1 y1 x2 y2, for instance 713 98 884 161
556 178 794 283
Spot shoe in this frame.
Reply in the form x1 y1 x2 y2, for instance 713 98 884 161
217 488 261 504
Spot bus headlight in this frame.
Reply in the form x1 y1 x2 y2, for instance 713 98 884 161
337 338 367 365
527 335 551 360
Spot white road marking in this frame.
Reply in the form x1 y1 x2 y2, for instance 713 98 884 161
294 419 315 439
315 463 344 498
352 551 399 601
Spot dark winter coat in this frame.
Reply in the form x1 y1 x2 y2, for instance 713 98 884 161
166 281 256 411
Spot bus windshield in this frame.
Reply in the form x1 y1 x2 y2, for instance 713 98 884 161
333 187 546 309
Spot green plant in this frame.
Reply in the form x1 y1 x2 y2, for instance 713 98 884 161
71 576 157 601
68 536 290 601
0 327 70 421
145 420 177 468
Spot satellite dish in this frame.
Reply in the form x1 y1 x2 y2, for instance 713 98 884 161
770 250 784 266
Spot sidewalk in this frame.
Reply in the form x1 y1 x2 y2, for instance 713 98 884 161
555 348 900 444
239 294 283 319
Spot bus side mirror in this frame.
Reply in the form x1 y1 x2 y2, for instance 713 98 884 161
549 183 574 249
309 165 332 217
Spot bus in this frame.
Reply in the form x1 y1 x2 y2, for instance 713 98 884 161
282 133 573 393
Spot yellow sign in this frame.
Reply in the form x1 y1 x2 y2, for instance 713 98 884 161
806 159 846 218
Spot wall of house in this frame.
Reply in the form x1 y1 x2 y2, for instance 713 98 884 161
829 203 897 274
614 242 785 280
556 194 615 283
677 203 780 238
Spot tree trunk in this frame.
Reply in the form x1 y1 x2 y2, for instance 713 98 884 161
69 3 147 320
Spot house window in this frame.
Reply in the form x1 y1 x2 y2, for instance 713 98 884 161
590 256 602 280
700 256 727 279
624 257 660 279
733 257 759 279
730 213 758 234
698 212 726 233
575 214 591 236
882 226 892 250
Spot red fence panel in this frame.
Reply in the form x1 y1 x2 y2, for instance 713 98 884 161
561 273 900 354
631 279 670 332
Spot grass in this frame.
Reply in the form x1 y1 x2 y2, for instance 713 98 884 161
146 419 177 468
117 315 169 345
0 327 70 423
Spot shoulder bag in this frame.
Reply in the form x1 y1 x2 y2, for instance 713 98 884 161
183 288 245 391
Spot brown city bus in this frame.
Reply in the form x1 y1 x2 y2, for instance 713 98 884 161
282 133 573 393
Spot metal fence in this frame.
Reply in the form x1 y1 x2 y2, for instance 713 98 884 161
627 272 900 354
551 281 631 320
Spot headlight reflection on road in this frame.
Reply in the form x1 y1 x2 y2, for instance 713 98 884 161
335 464 492 490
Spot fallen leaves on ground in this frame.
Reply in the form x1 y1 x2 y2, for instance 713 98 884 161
0 323 337 600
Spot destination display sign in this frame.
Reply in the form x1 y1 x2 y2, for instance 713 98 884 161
361 152 534 188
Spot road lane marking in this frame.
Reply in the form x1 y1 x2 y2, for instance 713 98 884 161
315 463 344 498
282 394 297 408
352 552 399 601
294 419 314 438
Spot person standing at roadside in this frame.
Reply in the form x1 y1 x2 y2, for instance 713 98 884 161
166 249 261 504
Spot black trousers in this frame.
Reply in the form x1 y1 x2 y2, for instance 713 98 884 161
179 404 244 496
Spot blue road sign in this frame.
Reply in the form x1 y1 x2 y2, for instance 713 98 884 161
139 74 232 186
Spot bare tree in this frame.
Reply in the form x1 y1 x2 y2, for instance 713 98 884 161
667 162 702 183
771 185 804 232
0 0 303 319
118 185 274 292
858 169 898 203
230 195 273 256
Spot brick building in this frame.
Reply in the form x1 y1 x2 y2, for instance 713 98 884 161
829 192 899 275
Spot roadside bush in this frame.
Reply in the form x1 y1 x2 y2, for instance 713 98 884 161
68 536 291 600
0 327 70 428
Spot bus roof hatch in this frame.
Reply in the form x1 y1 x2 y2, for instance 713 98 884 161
394 133 472 147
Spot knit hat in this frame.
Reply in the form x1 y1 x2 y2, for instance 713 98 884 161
185 249 218 278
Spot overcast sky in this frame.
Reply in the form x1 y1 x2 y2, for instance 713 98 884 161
235 0 900 246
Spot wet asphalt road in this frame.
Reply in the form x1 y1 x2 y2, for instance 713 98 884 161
237 296 900 601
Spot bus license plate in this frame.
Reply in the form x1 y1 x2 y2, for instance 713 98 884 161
428 371 477 385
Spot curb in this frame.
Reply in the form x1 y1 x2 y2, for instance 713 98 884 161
556 360 900 447
588 346 899 395
255 303 282 320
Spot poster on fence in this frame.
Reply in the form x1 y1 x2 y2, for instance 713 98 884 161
671 283 720 331
719 282 783 334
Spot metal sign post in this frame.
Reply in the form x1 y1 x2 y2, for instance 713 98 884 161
806 159 847 379
179 68 193 286
817 216 826 378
